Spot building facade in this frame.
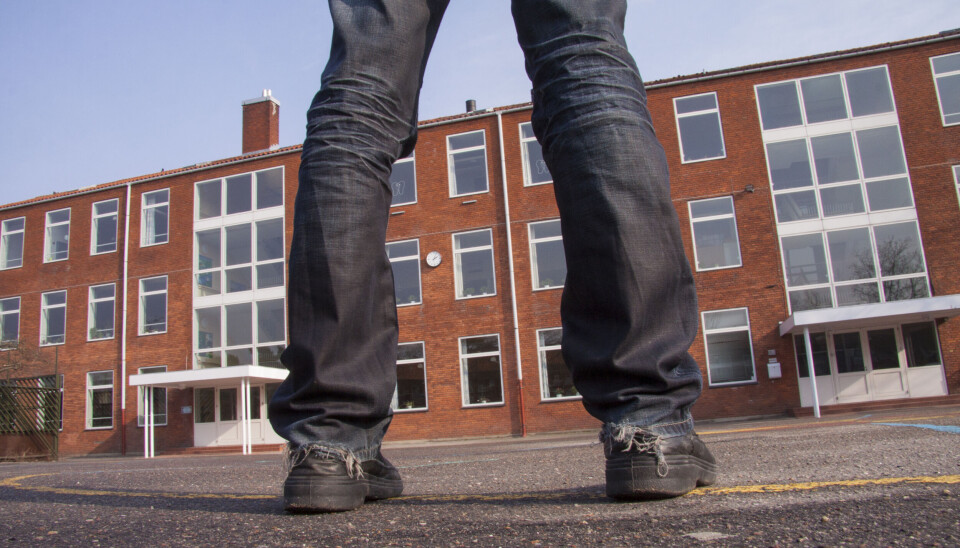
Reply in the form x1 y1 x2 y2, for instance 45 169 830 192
1 33 958 456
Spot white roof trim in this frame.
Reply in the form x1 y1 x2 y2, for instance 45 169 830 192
129 365 288 388
779 294 960 336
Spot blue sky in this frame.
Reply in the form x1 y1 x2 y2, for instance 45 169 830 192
1 0 958 206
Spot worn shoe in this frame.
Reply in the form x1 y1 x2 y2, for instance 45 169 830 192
283 448 404 513
603 430 717 500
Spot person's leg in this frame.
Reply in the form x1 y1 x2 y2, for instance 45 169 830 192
269 0 449 512
511 0 716 498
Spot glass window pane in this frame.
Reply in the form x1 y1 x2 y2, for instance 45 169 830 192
693 218 740 269
455 231 492 249
902 322 941 367
542 345 576 398
757 82 803 130
690 197 733 218
676 94 717 114
397 361 427 409
226 174 252 214
143 190 168 207
767 140 813 190
225 225 251 266
935 73 960 123
392 258 421 304
219 388 237 420
678 112 725 161
196 229 221 270
819 184 865 217
398 342 425 361
789 288 833 312
873 222 924 276
835 283 880 306
794 332 831 377
94 214 117 253
197 181 221 219
196 307 221 349
834 332 865 373
882 278 929 301
800 74 848 123
386 240 419 258
523 138 551 185
449 131 484 150
141 277 166 293
539 329 562 347
451 148 488 195
845 67 894 117
142 294 166 332
225 267 252 293
932 52 960 74
256 263 284 289
811 133 859 184
868 329 900 369
256 168 284 209
866 178 913 211
256 219 284 262
857 126 906 178
195 351 221 369
257 345 285 368
781 234 829 286
827 228 874 282
530 221 562 240
774 190 820 223
703 309 748 329
706 331 754 384
194 388 215 422
257 299 285 343
464 355 502 404
462 335 499 355
458 249 495 296
226 346 253 367
533 239 567 288
225 303 252 346
389 159 417 206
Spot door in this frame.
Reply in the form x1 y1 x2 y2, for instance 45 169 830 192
832 331 870 402
866 328 908 398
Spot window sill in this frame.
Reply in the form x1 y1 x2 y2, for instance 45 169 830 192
695 263 743 273
707 379 758 388
139 330 168 337
532 285 564 292
456 293 497 301
394 407 428 414
85 426 114 431
462 402 505 409
680 154 727 165
523 181 554 188
541 395 582 402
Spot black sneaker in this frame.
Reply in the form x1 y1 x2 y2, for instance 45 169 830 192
283 448 404 513
603 430 717 500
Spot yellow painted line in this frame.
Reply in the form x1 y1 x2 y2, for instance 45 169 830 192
702 411 960 436
3 472 958 503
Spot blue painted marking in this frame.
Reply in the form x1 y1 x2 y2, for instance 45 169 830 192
875 422 960 434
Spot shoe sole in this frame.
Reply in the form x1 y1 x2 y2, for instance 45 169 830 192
605 453 718 500
283 475 404 513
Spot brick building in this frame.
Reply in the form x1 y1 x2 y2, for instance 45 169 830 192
1 32 958 456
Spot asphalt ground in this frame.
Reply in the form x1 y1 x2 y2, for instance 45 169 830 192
1 405 958 547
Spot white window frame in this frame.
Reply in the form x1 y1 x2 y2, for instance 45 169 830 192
40 290 67 346
930 51 960 126
528 219 566 290
386 239 422 306
141 189 170 247
447 130 489 197
392 341 428 412
194 298 286 369
459 333 504 407
688 196 743 271
537 327 579 401
674 92 726 164
389 154 417 206
452 228 496 299
44 208 71 263
91 198 119 255
137 365 168 427
954 165 960 209
519 122 552 186
139 276 168 335
1 296 20 346
87 283 116 341
86 370 114 429
701 307 757 387
1 217 25 270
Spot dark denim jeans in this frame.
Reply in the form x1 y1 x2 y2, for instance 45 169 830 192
269 0 703 460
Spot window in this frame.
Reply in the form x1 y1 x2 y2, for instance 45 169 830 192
195 298 286 368
453 229 496 298
386 239 421 306
459 334 503 406
447 130 488 196
702 308 756 386
91 199 118 254
520 123 552 186
393 342 427 411
538 328 577 400
196 219 286 295
219 388 237 421
196 167 283 219
40 290 67 346
139 276 167 334
955 166 960 208
793 332 831 377
194 387 215 423
86 371 113 429
88 284 115 340
141 189 169 246
390 155 417 206
137 366 167 426
689 197 742 270
674 92 726 162
528 220 566 289
44 208 70 262
1 297 20 345
902 322 942 368
931 51 960 126
1 217 25 269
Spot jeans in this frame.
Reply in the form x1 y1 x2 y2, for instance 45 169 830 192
269 0 703 460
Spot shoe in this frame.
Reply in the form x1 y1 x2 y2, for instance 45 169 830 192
283 448 404 513
604 430 717 500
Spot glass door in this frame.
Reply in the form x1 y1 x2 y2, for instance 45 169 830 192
866 328 907 398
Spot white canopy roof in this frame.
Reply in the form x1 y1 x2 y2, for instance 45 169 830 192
779 294 960 336
129 365 288 388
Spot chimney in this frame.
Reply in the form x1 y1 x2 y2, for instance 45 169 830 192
242 89 280 154
465 99 477 113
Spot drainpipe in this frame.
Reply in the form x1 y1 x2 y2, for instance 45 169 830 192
496 111 527 437
120 182 133 454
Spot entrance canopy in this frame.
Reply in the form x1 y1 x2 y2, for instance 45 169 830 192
779 294 960 337
128 365 288 389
